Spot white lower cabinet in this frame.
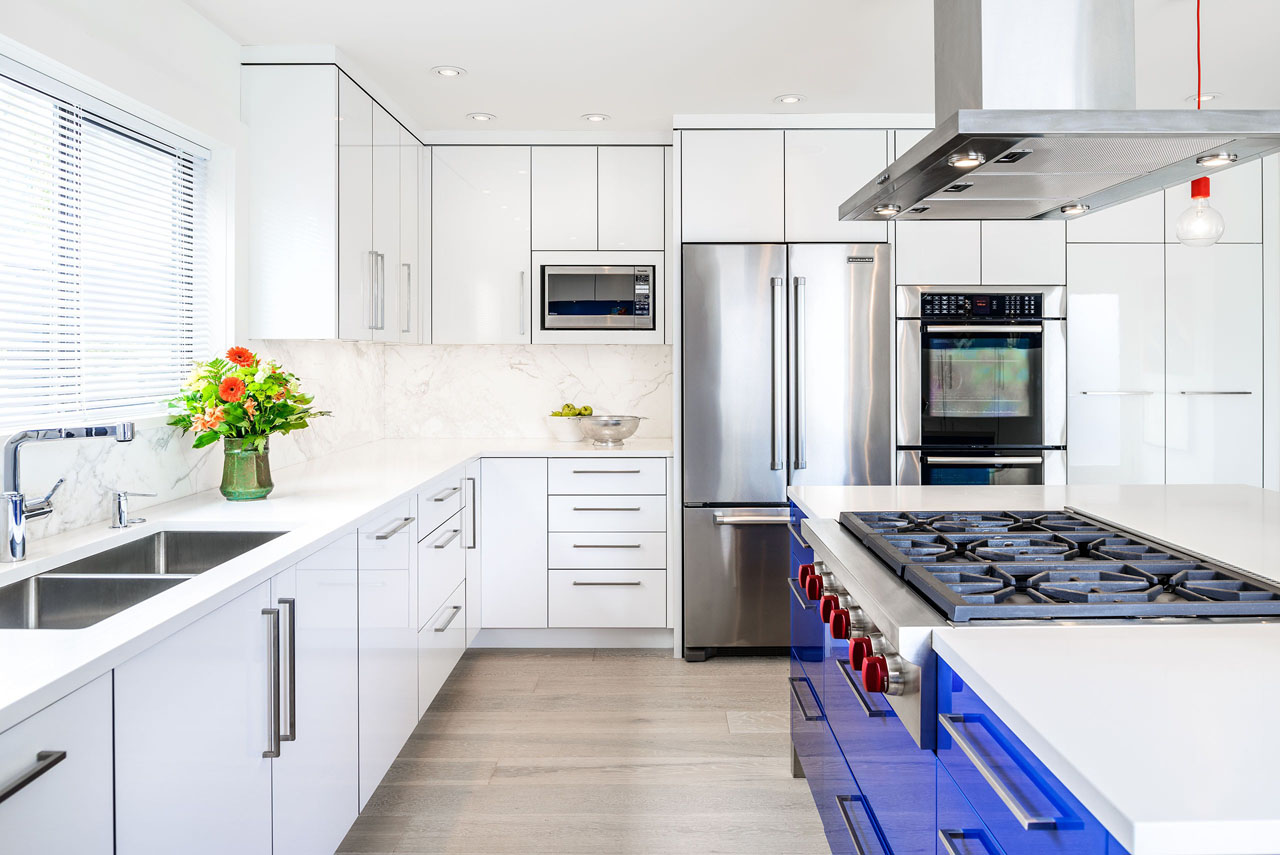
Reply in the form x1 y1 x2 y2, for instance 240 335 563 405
464 459 483 645
548 531 667 569
480 458 548 628
114 582 274 855
271 537 360 855
0 674 113 854
548 569 665 628
418 581 467 716
418 511 465 627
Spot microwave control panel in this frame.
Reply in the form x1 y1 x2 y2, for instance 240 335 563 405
633 269 652 317
921 292 1041 320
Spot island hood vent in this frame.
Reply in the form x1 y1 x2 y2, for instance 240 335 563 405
839 0 1280 221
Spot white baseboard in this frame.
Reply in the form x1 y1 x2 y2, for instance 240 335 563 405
472 627 675 649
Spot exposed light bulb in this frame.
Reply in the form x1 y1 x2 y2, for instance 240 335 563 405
1176 177 1225 247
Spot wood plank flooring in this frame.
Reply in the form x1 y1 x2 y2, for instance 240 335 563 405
338 649 828 855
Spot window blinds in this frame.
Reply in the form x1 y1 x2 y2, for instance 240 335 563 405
0 68 209 429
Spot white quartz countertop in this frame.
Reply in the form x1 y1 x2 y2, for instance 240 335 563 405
790 483 1280 854
0 436 671 733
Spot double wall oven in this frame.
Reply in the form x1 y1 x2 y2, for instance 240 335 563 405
897 285 1066 485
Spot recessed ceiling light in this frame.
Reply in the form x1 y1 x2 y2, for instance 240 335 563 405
581 113 610 123
432 66 467 78
466 112 496 122
774 94 806 104
947 152 986 168
873 204 901 217
1186 92 1221 103
1060 203 1090 215
1196 152 1238 167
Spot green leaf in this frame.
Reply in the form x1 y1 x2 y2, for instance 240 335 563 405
192 431 219 449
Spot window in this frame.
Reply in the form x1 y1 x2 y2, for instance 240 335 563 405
0 61 210 428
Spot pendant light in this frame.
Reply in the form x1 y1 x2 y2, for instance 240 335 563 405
1176 177 1225 247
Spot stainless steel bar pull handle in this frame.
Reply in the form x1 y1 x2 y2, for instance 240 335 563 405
926 323 1043 334
571 469 641 474
432 528 462 549
787 676 823 722
836 794 890 855
770 277 786 471
787 577 814 610
938 713 1059 830
366 250 378 330
0 750 67 805
1178 390 1252 395
572 580 642 586
262 607 282 758
431 485 461 502
938 829 999 855
572 506 641 512
1080 390 1154 396
792 276 807 470
374 517 414 540
376 252 387 331
401 263 412 334
518 271 527 336
925 456 1043 466
787 522 810 549
714 515 789 526
465 478 477 549
433 604 462 632
572 543 641 549
279 598 297 743
837 659 892 719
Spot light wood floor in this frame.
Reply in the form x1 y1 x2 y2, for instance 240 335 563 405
337 648 828 855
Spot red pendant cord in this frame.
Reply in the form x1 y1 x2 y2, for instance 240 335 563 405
1197 0 1202 108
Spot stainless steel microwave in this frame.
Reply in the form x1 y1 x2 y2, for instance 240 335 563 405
541 265 655 330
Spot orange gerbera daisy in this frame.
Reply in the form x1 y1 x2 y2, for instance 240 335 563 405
219 376 246 403
226 346 256 367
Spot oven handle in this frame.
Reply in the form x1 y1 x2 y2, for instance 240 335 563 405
770 276 786 471
923 324 1043 334
924 456 1043 466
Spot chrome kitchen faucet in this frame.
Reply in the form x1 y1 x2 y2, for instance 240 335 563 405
2 423 135 562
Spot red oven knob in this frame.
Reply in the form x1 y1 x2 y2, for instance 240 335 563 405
804 574 823 600
849 636 874 670
862 655 889 693
819 595 839 623
830 609 850 639
797 563 815 584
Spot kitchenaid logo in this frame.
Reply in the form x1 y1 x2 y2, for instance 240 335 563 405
847 256 874 263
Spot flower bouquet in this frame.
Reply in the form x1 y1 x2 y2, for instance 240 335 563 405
168 346 330 500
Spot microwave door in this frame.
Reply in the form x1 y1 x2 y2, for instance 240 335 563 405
897 450 1066 486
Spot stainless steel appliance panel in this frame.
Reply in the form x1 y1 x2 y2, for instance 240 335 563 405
896 449 1067 486
683 506 791 648
542 264 655 330
787 244 892 488
897 284 1066 319
682 244 788 503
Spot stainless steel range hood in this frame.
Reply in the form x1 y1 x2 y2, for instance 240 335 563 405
839 0 1280 222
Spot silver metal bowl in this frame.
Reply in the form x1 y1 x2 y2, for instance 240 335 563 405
576 415 644 447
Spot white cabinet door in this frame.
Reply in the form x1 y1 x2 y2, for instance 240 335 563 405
419 145 433 341
894 128 930 158
598 146 665 250
1166 243 1264 485
784 130 888 242
432 146 532 343
981 221 1066 284
463 459 482 645
0 675 113 855
1066 244 1165 484
337 72 374 341
480 458 548 628
418 581 466 717
358 501 419 808
418 510 465 630
680 130 783 242
532 146 597 250
1164 159 1263 244
371 105 401 343
271 537 360 855
115 582 273 855
894 221 981 285
1066 191 1164 243
398 128 421 343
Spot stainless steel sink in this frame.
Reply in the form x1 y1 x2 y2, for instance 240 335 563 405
0 530 286 629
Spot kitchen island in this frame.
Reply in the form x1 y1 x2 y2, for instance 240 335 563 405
790 484 1280 855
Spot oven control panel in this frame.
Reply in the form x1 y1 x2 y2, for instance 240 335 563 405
633 269 652 317
921 293 1041 319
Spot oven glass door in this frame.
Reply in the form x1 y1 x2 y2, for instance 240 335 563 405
543 266 653 330
921 453 1044 486
920 323 1043 446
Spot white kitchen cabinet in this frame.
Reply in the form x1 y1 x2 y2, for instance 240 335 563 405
397 127 422 342
680 130 784 242
432 146 532 343
548 531 667 569
115 582 273 855
894 221 981 285
784 130 888 242
0 675 113 855
480 458 548 628
371 104 402 343
532 146 597 250
894 128 931 159
418 511 465 631
598 146 666 250
548 494 667 532
337 72 375 340
358 501 419 808
418 581 466 717
548 569 666 628
1166 243 1263 485
463 459 483 645
1066 244 1166 484
981 221 1066 284
548 457 666 494
1164 158 1263 244
270 537 360 855
1066 191 1164 243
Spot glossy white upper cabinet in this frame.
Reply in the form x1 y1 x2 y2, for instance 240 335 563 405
397 128 421 343
1066 191 1164 243
480 457 548 628
598 146 666 250
115 582 273 855
1066 244 1166 484
894 128 931 158
532 146 597 250
371 105 401 343
784 130 888 242
432 146 532 344
1166 243 1263 485
981 221 1066 284
1164 159 1263 244
337 74 375 341
0 675 113 855
681 130 784 242
894 221 981 284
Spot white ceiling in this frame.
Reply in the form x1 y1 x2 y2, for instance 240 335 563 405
185 0 1280 134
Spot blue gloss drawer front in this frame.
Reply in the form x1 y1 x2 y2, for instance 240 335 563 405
936 657 1108 855
788 502 822 669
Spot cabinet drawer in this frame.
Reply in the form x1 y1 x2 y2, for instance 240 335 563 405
548 495 666 532
548 532 666 569
417 511 465 630
418 581 466 716
548 568 665 627
360 500 415 570
548 458 665 495
417 477 463 540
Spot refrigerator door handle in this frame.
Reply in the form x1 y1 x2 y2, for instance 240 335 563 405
792 275 807 470
770 276 785 471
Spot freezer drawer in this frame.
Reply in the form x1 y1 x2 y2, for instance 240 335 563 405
682 506 790 650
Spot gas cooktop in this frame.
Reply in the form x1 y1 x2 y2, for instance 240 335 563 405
838 509 1280 621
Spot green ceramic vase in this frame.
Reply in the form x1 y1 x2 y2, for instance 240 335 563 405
220 437 274 501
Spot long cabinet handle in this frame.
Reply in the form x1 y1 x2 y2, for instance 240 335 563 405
924 456 1043 466
572 543 641 549
771 276 785 471
431 485 461 502
572 506 641 512
433 604 462 632
465 478 477 549
374 516 414 540
279 598 297 743
836 794 890 855
926 323 1043 334
518 271 527 336
366 250 378 331
262 608 282 758
375 252 387 331
1080 390 1153 396
792 275 807 471
714 515 788 526
788 577 814 610
1178 390 1252 395
787 522 810 549
938 829 999 855
571 469 641 474
401 263 412 334
0 750 67 805
572 580 642 586
938 713 1059 831
837 659 893 719
432 528 462 549
788 676 823 722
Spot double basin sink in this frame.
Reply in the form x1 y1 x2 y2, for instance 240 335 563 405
0 530 285 629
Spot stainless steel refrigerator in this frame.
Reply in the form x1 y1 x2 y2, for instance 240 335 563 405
682 243 891 659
